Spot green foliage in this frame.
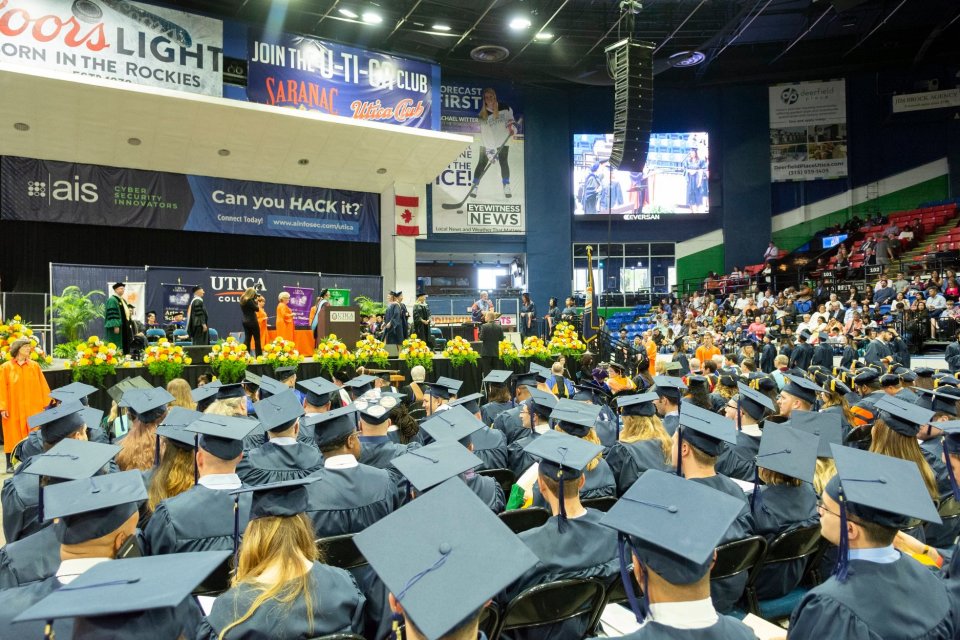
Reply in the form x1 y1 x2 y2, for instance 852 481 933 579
48 286 105 343
355 295 387 317
53 341 81 360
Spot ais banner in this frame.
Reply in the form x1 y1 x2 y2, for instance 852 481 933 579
769 79 847 182
161 283 194 323
240 29 440 130
283 286 314 328
0 0 223 96
432 80 525 234
0 156 380 243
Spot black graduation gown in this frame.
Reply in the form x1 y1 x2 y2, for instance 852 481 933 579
305 464 398 539
142 484 252 555
507 430 541 477
495 405 528 444
789 342 814 371
690 474 753 613
715 432 761 483
863 339 890 367
617 616 759 639
500 509 619 640
17 425 110 463
821 404 852 438
594 407 619 448
922 438 960 548
0 524 59 589
789 555 959 639
1 463 42 543
188 296 209 345
236 441 324 485
463 471 505 513
605 440 670 496
661 414 679 436
531 459 617 507
481 401 513 427
947 341 960 373
358 436 411 470
750 483 818 600
839 345 857 369
811 343 834 369
471 427 508 471
197 562 366 640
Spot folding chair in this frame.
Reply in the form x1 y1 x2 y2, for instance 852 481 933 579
711 536 767 613
192 553 234 597
478 468 517 495
745 525 822 620
493 578 607 640
317 534 367 570
581 496 618 512
478 602 500 639
498 507 550 534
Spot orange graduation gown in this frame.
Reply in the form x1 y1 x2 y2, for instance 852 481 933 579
0 359 51 453
275 303 295 341
257 309 269 343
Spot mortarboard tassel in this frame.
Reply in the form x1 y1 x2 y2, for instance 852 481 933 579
154 433 161 468
194 434 200 484
233 495 241 564
835 489 850 583
944 438 960 501
557 467 567 534
736 395 742 432
617 535 647 623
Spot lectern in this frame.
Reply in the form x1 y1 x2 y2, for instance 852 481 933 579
316 305 361 346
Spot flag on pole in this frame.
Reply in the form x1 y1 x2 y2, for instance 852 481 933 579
583 246 601 344
396 195 420 236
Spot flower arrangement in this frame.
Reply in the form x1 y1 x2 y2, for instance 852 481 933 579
0 316 53 369
443 335 479 367
399 334 433 372
354 334 390 368
204 337 251 383
548 321 587 356
499 339 521 367
65 336 120 385
314 333 356 376
518 335 551 362
143 339 192 382
257 337 304 371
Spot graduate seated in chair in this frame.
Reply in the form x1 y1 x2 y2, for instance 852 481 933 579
448 392 507 471
237 390 323 485
606 392 673 496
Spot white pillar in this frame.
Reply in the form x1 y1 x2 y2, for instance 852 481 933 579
380 182 424 302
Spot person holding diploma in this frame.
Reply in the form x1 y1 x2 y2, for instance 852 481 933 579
186 286 208 346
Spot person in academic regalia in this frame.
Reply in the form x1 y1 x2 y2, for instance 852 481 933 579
499 431 619 640
198 478 366 640
103 281 133 354
17 384 109 463
141 413 258 555
715 383 777 483
776 374 822 420
116 386 174 472
606 393 672 496
602 470 759 639
0 524 59 589
0 338 50 466
749 424 819 601
670 405 755 613
383 290 409 346
495 373 538 445
507 388 558 477
237 391 323 486
239 286 263 357
571 382 618 447
789 330 815 371
759 331 778 374
353 478 540 640
480 370 516 427
275 291 295 342
2 403 113 543
652 375 686 436
146 407 202 515
811 331 835 369
788 447 957 640
310 287 332 343
447 393 507 471
357 394 416 471
186 285 209 346
412 291 434 350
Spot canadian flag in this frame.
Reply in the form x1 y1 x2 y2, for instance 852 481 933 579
395 195 420 236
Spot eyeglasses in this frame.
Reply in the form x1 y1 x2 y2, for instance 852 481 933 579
725 403 739 411
816 500 841 519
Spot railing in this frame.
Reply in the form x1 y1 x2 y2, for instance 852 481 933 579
1 292 53 352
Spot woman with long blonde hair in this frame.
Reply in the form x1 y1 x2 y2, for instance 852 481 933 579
147 412 199 512
117 390 169 472
870 404 939 501
605 393 672 495
198 479 365 639
166 377 195 410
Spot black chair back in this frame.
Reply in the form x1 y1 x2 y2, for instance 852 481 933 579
497 578 607 639
744 525 821 614
498 508 550 534
478 602 500 639
317 534 367 570
711 536 767 582
939 495 960 519
581 496 618 512
588 569 643 634
479 468 517 495
193 554 234 596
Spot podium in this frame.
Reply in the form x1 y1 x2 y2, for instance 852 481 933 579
316 305 361 345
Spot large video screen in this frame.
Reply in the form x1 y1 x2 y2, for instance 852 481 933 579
573 132 710 218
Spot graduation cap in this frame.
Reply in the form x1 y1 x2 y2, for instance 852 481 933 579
852 369 880 386
420 406 485 446
754 423 818 495
573 383 610 404
787 410 843 458
746 373 778 394
608 361 628 375
354 479 539 640
253 390 305 433
243 371 262 389
28 402 87 444
523 430 603 531
22 439 120 521
231 476 320 521
653 375 687 401
186 414 260 461
355 393 401 425
827 445 942 582
214 383 245 400
13 551 232 635
43 470 146 544
49 382 97 405
617 392 659 417
526 387 558 419
79 408 104 432
345 374 378 397
600 469 744 621
191 380 222 411
917 387 960 417
937 421 960 500
914 367 936 378
247 376 283 400
106 376 152 404
512 371 539 390
274 366 298 382
717 373 739 389
483 370 512 385
391 441 482 493
781 374 824 405
449 392 482 415
435 376 464 395
676 405 737 463
155 407 204 464
736 382 776 422
528 362 552 381
550 399 600 437
874 395 934 437
879 372 901 387
896 367 917 383
120 388 173 423
305 405 359 447
935 376 960 388
297 376 339 407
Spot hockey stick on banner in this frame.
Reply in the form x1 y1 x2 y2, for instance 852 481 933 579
441 131 514 211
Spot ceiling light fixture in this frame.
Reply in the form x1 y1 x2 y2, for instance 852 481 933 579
361 10 383 24
376 167 388 174
13 122 30 131
218 149 231 156
432 23 451 31
508 16 532 30
533 31 553 41
298 158 309 165
127 137 141 146
338 7 358 18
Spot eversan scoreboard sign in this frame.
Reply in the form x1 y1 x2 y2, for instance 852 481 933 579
0 0 223 96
